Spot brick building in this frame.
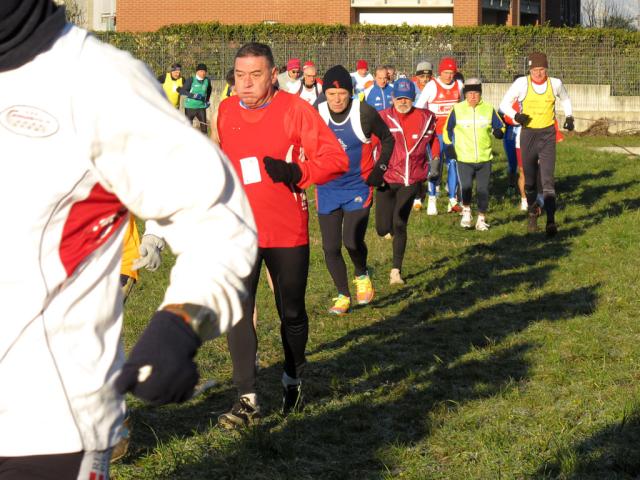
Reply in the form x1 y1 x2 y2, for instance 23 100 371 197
116 0 580 32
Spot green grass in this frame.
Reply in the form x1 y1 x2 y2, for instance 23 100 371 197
114 135 640 480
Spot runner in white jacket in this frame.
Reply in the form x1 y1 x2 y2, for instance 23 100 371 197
0 1 257 478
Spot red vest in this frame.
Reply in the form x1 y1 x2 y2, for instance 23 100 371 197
432 79 462 133
218 93 309 248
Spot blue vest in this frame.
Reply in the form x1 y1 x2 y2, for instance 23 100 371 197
364 84 393 111
316 101 371 214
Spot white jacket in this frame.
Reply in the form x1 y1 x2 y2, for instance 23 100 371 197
0 25 257 456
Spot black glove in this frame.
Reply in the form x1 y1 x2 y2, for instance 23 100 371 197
444 144 456 160
428 156 441 181
514 112 531 127
492 128 504 140
564 116 575 131
366 163 387 187
264 157 302 185
115 310 201 405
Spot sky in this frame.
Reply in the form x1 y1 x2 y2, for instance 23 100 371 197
584 0 640 26
604 0 639 17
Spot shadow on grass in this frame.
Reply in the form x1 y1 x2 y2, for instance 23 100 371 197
118 173 638 478
122 224 599 478
534 407 640 480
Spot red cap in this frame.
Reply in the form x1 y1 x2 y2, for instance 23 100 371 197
439 57 458 73
356 59 368 70
287 58 301 71
303 61 315 70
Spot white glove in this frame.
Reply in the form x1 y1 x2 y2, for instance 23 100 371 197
132 234 166 272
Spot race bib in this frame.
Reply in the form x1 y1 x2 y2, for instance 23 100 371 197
240 156 261 185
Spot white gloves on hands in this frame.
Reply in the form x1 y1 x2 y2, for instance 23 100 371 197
132 234 165 272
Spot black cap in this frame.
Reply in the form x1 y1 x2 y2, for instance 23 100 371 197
322 65 353 95
170 63 181 71
196 63 207 72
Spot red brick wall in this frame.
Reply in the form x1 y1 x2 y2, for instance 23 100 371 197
453 0 482 26
117 0 352 32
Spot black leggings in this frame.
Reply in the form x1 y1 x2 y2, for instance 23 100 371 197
375 183 419 271
0 450 111 480
227 245 309 395
318 207 370 297
0 453 82 480
185 108 208 134
458 161 491 213
521 126 557 222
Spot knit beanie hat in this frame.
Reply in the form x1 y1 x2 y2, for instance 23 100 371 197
322 65 353 95
528 52 548 69
287 58 301 71
196 63 208 72
356 59 368 70
463 77 482 95
0 0 66 72
439 57 458 73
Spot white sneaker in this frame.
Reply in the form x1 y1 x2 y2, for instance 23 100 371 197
383 232 393 240
520 198 528 211
412 198 423 211
427 196 438 216
475 216 490 231
435 185 441 194
389 268 405 285
460 207 472 228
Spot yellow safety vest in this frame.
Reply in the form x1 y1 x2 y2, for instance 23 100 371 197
162 73 183 108
521 76 555 129
120 215 140 281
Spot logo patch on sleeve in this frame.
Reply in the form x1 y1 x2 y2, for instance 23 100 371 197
0 105 59 137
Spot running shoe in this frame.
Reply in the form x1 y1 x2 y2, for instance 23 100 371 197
110 415 131 463
460 207 472 229
412 198 423 211
383 232 393 240
447 198 462 213
354 274 374 305
427 196 438 216
520 198 528 211
546 222 558 237
389 268 405 285
527 213 539 233
218 395 261 429
282 383 303 415
475 216 490 231
329 294 351 315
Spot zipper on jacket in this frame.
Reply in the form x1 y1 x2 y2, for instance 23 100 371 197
473 107 479 161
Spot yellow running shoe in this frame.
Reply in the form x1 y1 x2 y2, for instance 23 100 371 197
354 274 374 305
329 294 351 315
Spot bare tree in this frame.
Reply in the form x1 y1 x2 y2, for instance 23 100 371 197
582 0 637 29
53 0 86 27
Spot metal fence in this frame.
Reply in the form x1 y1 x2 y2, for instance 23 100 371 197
99 33 640 96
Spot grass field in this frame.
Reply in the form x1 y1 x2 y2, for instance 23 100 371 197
113 134 640 480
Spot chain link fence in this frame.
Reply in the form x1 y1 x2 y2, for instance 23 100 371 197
98 32 640 96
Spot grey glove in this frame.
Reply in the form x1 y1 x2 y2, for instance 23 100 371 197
428 156 441 181
132 234 165 272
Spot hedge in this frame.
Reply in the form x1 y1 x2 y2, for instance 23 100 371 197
96 23 640 95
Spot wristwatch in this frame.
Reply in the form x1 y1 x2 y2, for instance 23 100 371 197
162 303 220 341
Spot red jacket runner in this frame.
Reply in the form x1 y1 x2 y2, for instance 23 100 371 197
218 91 348 248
